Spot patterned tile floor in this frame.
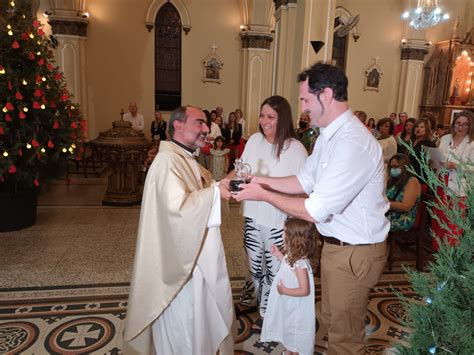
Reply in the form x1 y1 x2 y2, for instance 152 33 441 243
0 175 422 354
0 269 415 354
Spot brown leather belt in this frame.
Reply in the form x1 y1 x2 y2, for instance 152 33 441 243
321 235 370 247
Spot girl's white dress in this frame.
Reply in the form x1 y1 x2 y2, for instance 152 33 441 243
260 256 315 355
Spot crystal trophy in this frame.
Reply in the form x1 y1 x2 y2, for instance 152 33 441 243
230 158 251 193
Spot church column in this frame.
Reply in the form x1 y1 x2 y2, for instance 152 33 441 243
45 1 90 137
239 0 274 136
397 39 429 117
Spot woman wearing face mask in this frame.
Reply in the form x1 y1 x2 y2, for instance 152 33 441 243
385 154 422 231
295 112 319 154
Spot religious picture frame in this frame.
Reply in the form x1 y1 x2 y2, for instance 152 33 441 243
364 57 383 91
202 45 223 84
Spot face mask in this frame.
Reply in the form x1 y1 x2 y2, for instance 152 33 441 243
390 167 402 178
299 121 308 129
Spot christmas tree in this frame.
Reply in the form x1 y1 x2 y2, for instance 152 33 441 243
0 0 85 190
396 143 473 354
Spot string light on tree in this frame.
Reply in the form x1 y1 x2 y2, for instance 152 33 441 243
3 151 8 157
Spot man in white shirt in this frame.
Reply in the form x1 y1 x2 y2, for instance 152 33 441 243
123 101 145 132
234 62 389 354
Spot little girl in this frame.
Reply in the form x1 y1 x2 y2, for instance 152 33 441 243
260 218 318 355
209 136 230 181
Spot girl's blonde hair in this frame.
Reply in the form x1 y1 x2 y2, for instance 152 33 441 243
284 218 319 269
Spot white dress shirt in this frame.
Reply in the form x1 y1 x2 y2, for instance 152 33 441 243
123 112 145 132
297 110 390 244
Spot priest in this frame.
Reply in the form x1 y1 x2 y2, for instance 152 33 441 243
124 105 234 354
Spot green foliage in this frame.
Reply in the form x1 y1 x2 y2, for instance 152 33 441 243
395 142 474 354
0 1 85 190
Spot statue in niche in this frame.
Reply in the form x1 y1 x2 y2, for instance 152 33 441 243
453 78 460 97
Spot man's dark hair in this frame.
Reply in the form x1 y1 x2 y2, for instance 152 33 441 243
297 62 348 102
168 106 188 138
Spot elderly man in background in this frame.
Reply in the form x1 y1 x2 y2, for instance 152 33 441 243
394 111 408 136
124 105 234 354
123 101 145 132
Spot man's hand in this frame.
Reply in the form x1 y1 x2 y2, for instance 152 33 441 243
218 179 232 200
232 181 267 202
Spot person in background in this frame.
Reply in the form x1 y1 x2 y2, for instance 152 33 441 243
295 111 319 154
394 112 408 136
123 101 145 133
150 110 167 142
396 117 416 154
366 117 377 136
222 112 242 169
410 117 436 180
235 108 246 137
354 110 367 125
421 112 438 144
433 123 446 146
210 136 230 181
432 110 474 250
229 95 307 332
389 112 398 125
260 218 318 355
376 117 397 168
385 154 421 232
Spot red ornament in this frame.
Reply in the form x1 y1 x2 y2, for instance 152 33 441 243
47 140 54 148
35 75 42 83
21 32 28 40
7 81 12 91
33 179 40 187
5 102 14 111
28 52 35 60
12 40 20 49
61 93 69 102
38 58 45 66
0 127 4 135
32 139 39 147
47 63 53 71
15 91 23 100
53 121 59 129
71 122 78 129
37 28 45 37
19 111 26 119
54 72 62 81
5 114 12 122
33 20 40 28
34 89 42 97
18 148 22 156
33 101 41 109
8 165 16 174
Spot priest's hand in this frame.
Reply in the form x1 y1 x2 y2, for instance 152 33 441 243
218 179 232 200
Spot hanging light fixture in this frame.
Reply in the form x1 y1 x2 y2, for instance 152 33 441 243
402 0 449 30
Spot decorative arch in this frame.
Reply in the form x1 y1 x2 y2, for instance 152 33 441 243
145 0 191 33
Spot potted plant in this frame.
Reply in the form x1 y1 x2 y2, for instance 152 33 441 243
0 1 86 231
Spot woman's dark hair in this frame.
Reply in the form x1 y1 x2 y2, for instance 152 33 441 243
203 109 212 128
401 117 416 139
376 117 394 136
284 218 319 270
411 117 432 142
367 118 376 128
420 112 437 134
387 154 411 192
259 95 297 159
297 62 348 102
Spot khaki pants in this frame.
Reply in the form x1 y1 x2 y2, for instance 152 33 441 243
320 241 387 355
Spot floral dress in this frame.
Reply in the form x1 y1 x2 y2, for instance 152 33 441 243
210 148 230 181
386 180 420 231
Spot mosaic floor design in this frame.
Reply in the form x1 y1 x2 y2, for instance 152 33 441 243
0 267 416 355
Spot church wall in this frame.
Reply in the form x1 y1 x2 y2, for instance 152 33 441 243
38 0 244 139
336 0 405 120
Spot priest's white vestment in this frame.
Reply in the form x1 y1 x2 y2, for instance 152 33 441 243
123 141 233 354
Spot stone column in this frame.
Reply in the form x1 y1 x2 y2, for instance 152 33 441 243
397 39 429 117
240 32 274 137
45 1 90 137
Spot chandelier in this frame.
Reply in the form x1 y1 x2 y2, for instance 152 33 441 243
402 0 449 30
